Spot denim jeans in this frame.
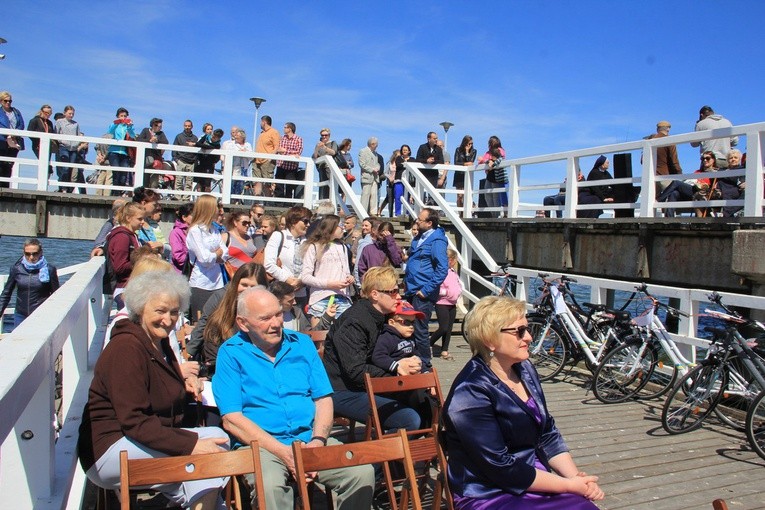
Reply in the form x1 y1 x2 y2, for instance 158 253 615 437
409 294 435 369
57 147 79 191
308 294 352 319
108 152 132 192
332 389 422 433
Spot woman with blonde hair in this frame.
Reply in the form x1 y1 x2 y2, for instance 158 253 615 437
443 295 604 508
300 214 354 327
186 194 228 322
106 202 144 308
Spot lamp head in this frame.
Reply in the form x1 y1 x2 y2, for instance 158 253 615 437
439 121 454 133
250 97 266 109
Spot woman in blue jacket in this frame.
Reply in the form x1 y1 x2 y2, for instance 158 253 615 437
443 296 604 509
0 239 60 328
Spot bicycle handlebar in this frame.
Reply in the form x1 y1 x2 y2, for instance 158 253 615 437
634 283 689 317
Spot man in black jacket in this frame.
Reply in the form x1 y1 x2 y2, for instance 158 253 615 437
415 131 444 204
322 266 423 433
137 117 169 189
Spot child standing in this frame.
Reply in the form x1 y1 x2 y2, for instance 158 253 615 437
430 249 462 360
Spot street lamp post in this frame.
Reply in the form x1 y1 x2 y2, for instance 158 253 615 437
439 121 454 158
0 37 7 60
250 97 266 144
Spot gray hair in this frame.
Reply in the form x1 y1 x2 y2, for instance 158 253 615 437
314 200 335 216
124 271 191 322
367 137 378 146
23 238 43 250
236 286 270 318
728 149 742 159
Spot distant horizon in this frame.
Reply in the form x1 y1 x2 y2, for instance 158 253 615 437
2 0 763 200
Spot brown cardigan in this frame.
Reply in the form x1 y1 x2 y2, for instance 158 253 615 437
78 319 198 471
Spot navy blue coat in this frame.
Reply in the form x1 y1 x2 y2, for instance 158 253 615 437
443 357 569 498
0 258 59 317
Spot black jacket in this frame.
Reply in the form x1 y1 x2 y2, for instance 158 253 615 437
27 115 54 155
322 299 388 392
0 258 60 317
415 142 444 182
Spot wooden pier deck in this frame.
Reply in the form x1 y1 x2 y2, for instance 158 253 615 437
432 339 765 510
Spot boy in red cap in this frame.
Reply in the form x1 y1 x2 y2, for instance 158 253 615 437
371 300 425 374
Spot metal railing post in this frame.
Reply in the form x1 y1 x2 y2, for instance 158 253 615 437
507 164 520 217
639 142 657 218
744 129 764 216
564 156 578 218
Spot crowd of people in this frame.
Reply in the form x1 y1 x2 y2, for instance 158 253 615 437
1 90 751 219
39 185 600 508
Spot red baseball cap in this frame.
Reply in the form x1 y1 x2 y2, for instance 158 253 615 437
393 301 425 319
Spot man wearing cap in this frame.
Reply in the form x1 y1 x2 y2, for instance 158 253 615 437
691 106 738 168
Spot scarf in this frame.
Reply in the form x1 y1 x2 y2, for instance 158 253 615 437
21 255 50 283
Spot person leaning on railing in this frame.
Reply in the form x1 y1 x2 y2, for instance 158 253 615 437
0 90 24 188
0 238 60 329
78 271 230 509
443 296 604 508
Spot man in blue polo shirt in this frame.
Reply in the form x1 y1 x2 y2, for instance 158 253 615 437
212 287 373 509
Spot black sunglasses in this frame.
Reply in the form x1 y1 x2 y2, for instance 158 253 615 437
500 325 530 337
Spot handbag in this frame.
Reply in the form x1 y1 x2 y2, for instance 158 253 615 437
254 231 285 282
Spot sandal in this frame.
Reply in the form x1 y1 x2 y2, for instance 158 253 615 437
440 352 454 361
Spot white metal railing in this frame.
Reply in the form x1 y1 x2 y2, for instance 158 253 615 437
0 258 108 509
0 128 318 208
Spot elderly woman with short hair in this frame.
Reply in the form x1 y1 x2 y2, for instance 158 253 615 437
443 295 604 509
78 271 230 509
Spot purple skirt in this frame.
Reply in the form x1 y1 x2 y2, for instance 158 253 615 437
453 491 599 510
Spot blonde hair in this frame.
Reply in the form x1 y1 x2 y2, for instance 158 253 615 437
115 202 144 226
447 249 459 268
463 296 527 361
361 266 397 298
131 257 173 278
190 194 219 228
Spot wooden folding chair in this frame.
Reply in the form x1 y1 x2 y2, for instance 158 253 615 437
119 441 267 510
364 369 452 509
291 429 422 510
712 499 729 510
306 329 328 359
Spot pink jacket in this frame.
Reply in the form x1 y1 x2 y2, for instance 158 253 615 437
437 268 462 306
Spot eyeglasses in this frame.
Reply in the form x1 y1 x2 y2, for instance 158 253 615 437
24 251 41 257
702 156 714 161
395 318 416 326
300 217 311 225
320 133 329 137
500 325 530 337
376 288 400 296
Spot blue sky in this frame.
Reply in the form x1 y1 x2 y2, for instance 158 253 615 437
2 0 764 194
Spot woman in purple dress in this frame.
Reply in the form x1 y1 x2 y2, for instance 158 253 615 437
443 296 604 509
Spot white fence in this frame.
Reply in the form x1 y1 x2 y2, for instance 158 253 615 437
2 122 763 218
0 258 108 509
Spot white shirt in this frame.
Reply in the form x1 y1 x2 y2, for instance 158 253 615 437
186 224 228 290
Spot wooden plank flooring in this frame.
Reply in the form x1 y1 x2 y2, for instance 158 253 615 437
432 340 765 510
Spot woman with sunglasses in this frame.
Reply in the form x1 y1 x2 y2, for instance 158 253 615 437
443 296 604 509
222 211 257 278
689 150 723 217
0 238 60 329
263 205 312 307
453 135 477 208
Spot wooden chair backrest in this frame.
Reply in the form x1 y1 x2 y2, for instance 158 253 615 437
363 368 444 439
119 440 266 510
305 329 328 358
291 429 422 510
712 499 730 510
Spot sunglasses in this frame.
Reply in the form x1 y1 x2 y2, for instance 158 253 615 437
376 288 400 296
395 318 416 326
24 251 41 257
241 221 251 226
300 217 311 224
500 325 530 337
702 156 713 161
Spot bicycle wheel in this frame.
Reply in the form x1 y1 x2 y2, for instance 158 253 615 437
592 341 656 404
745 390 765 461
526 314 569 382
636 336 679 400
661 363 726 435
713 356 762 431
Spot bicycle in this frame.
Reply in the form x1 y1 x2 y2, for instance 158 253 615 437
745 388 765 461
661 320 765 435
591 284 694 404
526 273 634 382
461 264 521 339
